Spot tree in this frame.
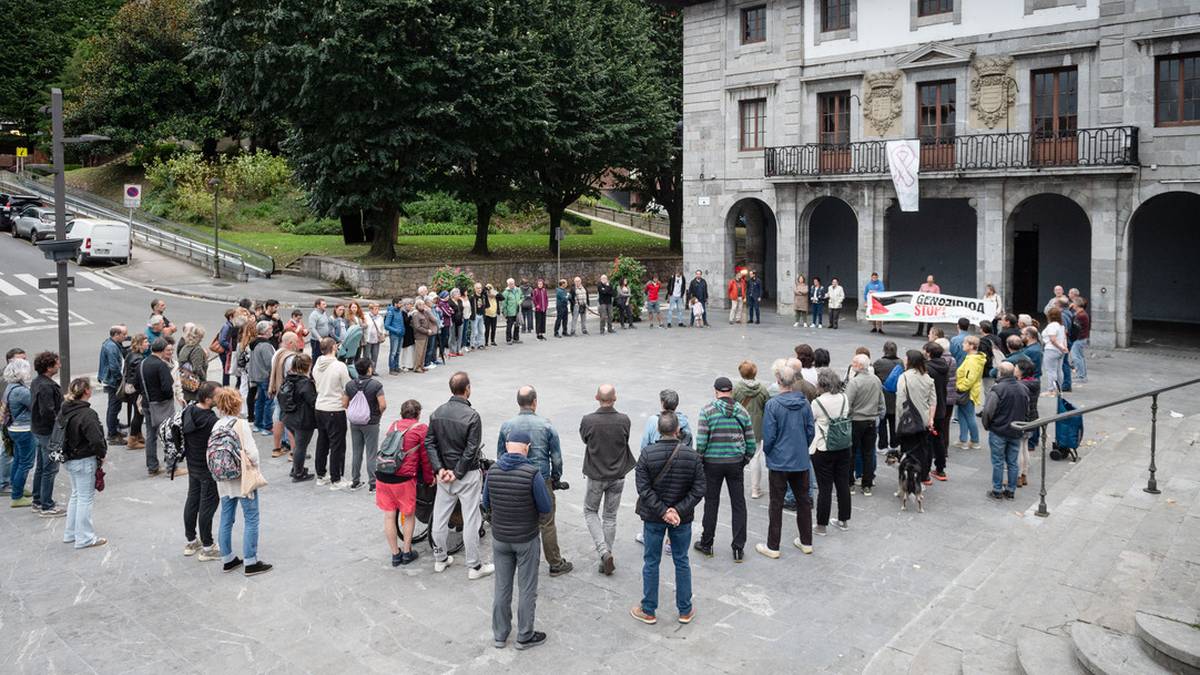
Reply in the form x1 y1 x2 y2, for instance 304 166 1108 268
529 0 670 255
618 4 684 253
196 0 461 260
66 0 229 153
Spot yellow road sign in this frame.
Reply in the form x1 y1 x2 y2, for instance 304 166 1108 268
15 147 28 157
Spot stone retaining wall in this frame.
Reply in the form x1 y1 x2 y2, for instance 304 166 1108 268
297 254 684 299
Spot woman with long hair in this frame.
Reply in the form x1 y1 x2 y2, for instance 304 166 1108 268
896 350 938 483
179 323 209 403
60 377 108 548
793 274 809 327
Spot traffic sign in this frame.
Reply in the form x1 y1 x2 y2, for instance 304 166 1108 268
124 184 142 208
15 147 28 158
37 276 75 289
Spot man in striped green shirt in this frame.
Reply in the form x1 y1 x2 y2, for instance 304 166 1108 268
694 377 755 562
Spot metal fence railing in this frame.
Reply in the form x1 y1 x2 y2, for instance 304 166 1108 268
0 172 274 278
567 202 670 238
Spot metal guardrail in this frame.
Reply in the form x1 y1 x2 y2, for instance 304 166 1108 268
0 172 275 278
1011 376 1200 518
568 202 670 238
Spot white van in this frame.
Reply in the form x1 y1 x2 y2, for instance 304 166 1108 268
66 218 131 265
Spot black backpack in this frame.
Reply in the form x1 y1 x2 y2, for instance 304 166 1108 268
278 377 299 414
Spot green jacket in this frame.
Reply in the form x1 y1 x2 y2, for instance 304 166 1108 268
731 379 770 440
501 287 523 317
695 396 755 464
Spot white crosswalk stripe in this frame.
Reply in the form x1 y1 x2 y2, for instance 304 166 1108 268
0 274 25 297
14 273 54 293
77 271 123 290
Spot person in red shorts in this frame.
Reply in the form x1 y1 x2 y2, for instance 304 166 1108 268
377 399 434 567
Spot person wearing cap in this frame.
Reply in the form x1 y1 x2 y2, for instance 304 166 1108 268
694 376 755 562
483 430 552 650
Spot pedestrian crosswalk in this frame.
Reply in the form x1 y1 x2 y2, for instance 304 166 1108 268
0 271 124 296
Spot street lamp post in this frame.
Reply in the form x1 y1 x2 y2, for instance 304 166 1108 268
208 177 221 279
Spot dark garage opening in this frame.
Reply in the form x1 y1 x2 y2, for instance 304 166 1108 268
885 198 978 296
807 197 858 311
1008 194 1091 318
1131 191 1200 349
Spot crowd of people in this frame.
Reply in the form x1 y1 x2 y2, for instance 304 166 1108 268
0 272 1094 650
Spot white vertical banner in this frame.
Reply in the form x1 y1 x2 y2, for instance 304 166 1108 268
886 140 920 212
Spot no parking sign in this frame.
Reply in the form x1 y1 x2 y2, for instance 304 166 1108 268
124 184 142 208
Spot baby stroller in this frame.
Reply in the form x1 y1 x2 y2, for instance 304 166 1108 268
411 457 492 555
1050 396 1082 462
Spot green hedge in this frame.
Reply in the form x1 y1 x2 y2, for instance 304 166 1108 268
397 221 498 236
281 219 342 235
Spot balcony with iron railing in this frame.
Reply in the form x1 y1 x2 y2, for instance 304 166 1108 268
764 126 1139 178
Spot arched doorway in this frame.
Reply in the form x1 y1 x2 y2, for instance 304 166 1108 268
885 198 977 296
1130 191 1200 347
1007 194 1091 317
726 198 778 302
806 197 858 309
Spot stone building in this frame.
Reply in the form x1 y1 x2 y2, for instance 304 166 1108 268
671 0 1200 348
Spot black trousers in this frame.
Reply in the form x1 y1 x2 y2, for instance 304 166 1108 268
932 415 950 474
553 308 568 336
247 383 258 426
505 316 520 343
700 461 747 550
534 311 546 337
289 426 314 477
829 307 841 328
183 470 218 546
900 430 931 479
768 470 811 550
877 412 897 449
522 308 534 332
315 410 348 482
851 420 877 487
812 449 851 525
485 316 498 344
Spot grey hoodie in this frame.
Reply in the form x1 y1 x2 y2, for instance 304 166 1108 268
248 338 275 384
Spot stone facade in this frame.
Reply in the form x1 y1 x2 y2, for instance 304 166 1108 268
297 254 684 299
679 0 1200 348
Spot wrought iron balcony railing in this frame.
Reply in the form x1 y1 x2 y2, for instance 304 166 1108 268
764 126 1139 178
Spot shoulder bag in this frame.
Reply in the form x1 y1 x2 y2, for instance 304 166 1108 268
896 375 926 438
635 441 684 518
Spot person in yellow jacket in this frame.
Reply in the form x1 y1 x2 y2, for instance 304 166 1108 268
954 336 986 449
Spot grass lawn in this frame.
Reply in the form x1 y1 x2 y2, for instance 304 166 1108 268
221 221 671 267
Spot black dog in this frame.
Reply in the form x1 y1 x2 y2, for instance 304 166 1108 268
885 450 924 513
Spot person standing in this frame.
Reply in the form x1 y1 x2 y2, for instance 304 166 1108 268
364 302 386 370
503 278 524 345
667 270 686 327
570 277 589 336
345 357 387 492
896 351 938 486
181 382 221 561
694 377 755 561
30 352 63 516
484 284 501 346
247 322 276 436
1042 306 1069 395
469 283 487 350
809 277 827 328
554 279 570 338
211 387 272 576
630 412 705 626
97 325 128 443
519 279 535 334
497 386 572 576
485 430 552 650
283 309 309 346
754 363 815 558
3 358 35 507
640 389 693 450
59 378 108 548
913 275 941 337
378 399 433 566
579 384 634 576
732 362 770 500
747 270 763 324
844 355 884 497
532 279 549 341
864 272 886 333
1070 297 1090 383
308 299 331 363
873 342 902 452
177 325 209 405
597 274 615 335
644 274 664 328
955 336 986 450
384 298 406 375
727 270 747 325
687 270 708 327
278 354 317 482
123 334 148 451
313 338 351 489
810 369 852 534
409 299 436 374
425 371 493 580
793 274 810 328
949 318 970 365
615 279 635 329
827 278 846 329
140 338 176 477
923 342 952 482
981 362 1030 500
215 310 236 386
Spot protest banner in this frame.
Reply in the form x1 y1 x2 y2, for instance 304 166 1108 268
866 291 998 326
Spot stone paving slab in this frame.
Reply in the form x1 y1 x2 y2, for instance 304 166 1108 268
3 316 1199 674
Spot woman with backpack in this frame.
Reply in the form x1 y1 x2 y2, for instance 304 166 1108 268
178 324 209 404
344 357 387 492
279 354 317 482
59 377 108 548
810 368 851 534
377 399 434 567
210 387 272 576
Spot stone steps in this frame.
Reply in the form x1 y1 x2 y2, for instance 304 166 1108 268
1135 610 1200 675
1070 622 1172 675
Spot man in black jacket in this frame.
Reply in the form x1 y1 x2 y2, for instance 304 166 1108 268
426 371 492 580
483 431 552 651
181 382 221 561
580 384 633 575
981 362 1030 500
141 338 176 476
596 275 615 335
631 412 705 626
687 270 708 327
30 351 63 516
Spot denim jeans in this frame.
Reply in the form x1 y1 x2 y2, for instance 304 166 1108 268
0 448 10 490
253 382 274 433
668 296 684 324
104 385 122 438
9 430 34 501
1070 338 1088 381
388 334 403 371
988 433 1021 493
63 456 98 547
424 333 439 366
811 304 825 326
641 521 693 617
32 433 58 509
748 298 760 323
219 493 260 565
471 315 485 347
955 400 979 443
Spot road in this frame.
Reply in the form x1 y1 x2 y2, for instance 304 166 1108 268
0 230 230 376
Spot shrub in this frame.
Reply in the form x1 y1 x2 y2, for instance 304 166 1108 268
145 152 210 195
609 255 648 319
562 211 593 230
174 185 230 226
402 192 474 226
431 265 474 293
281 219 341 235
228 151 293 200
128 142 187 168
396 221 498 236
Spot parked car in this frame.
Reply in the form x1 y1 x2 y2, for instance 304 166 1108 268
0 194 43 232
65 218 131 264
12 205 57 241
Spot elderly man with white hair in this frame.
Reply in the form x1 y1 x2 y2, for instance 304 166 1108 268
843 353 885 497
3 358 36 506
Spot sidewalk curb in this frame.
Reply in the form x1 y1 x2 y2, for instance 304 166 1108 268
100 267 250 304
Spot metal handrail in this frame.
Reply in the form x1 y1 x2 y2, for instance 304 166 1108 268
1011 376 1200 518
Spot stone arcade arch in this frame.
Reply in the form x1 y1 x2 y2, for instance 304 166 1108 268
1128 191 1200 347
725 198 778 302
803 196 859 308
1005 193 1092 317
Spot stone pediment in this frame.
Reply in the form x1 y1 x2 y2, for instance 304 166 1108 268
895 42 974 70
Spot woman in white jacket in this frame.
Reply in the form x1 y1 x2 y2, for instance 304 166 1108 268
211 387 272 577
827 278 847 329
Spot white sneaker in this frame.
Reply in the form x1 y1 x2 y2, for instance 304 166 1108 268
316 476 329 486
755 543 780 559
469 562 495 580
330 480 348 491
793 322 799 327
793 538 813 554
435 555 454 573
634 531 644 544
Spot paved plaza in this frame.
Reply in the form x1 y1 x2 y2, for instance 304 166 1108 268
3 314 1198 674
